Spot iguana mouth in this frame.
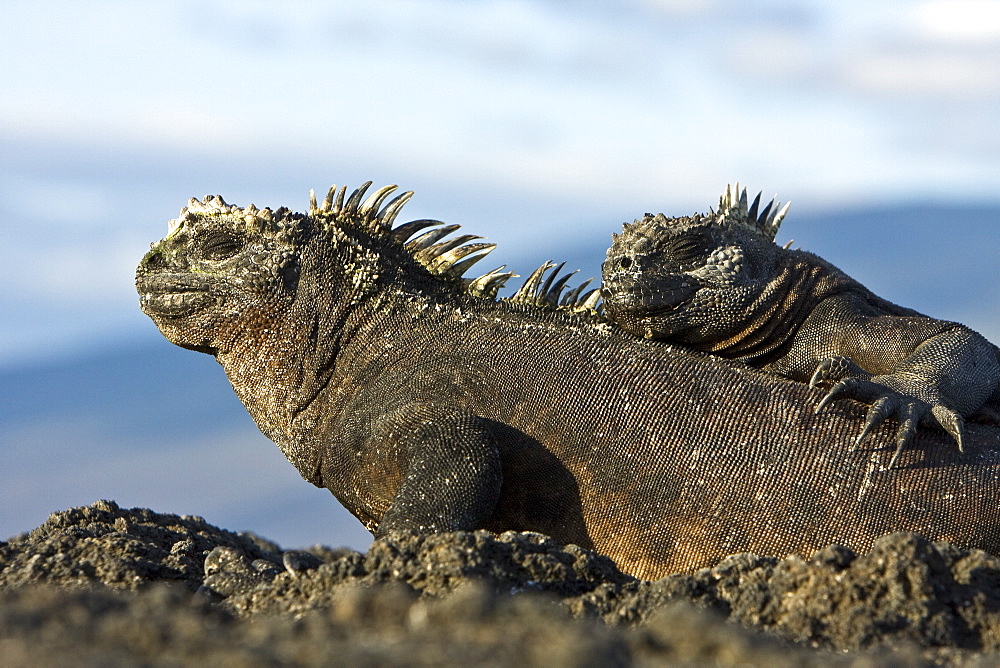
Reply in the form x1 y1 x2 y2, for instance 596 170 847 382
603 277 696 316
137 274 214 318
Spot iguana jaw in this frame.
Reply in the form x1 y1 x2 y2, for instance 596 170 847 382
601 275 697 317
136 273 215 319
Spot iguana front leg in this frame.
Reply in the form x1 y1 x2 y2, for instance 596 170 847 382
806 319 1000 469
374 409 504 536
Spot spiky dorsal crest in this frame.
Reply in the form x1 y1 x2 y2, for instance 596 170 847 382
509 261 602 313
308 181 413 236
307 182 514 298
710 183 790 241
308 183 600 311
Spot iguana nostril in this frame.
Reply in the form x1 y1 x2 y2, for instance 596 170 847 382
141 249 167 270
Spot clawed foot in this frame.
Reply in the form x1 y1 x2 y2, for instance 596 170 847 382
810 356 965 470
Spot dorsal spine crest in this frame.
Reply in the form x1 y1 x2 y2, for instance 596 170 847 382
711 183 791 241
176 182 600 314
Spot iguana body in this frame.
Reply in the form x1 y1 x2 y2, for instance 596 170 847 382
602 185 1000 469
136 183 1000 578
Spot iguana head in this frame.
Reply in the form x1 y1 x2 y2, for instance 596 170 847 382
601 184 790 343
135 182 538 356
136 194 311 354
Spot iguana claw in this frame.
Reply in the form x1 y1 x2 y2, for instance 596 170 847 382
931 405 965 453
811 356 966 469
809 356 859 390
879 401 920 471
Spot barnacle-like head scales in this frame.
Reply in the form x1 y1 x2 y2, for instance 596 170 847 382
169 195 305 244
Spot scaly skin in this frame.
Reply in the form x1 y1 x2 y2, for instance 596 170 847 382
137 182 1000 577
602 184 1000 469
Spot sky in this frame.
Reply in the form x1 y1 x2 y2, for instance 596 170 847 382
1 1 999 545
2 0 999 365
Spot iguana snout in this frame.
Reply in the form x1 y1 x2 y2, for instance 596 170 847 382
600 274 697 316
136 271 215 319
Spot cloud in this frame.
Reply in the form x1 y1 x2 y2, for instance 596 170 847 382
912 0 1000 42
3 0 997 203
717 1 1000 99
843 47 1000 97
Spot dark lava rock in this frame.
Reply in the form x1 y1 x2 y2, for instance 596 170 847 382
214 528 635 618
0 500 282 591
3 501 1000 666
681 532 1000 652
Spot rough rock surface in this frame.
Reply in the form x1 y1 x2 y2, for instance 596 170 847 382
2 501 1000 666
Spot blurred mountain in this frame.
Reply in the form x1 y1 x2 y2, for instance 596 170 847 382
2 203 996 547
791 204 999 330
0 336 376 550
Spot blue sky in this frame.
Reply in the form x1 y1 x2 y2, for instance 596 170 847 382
2 0 999 364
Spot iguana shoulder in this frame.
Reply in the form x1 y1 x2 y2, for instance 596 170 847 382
137 182 1000 578
602 184 1000 469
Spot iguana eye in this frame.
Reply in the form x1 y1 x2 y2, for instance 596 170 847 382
201 231 243 261
667 237 705 265
619 256 633 269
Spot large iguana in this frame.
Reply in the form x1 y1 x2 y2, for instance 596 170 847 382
602 185 1000 470
136 182 1000 578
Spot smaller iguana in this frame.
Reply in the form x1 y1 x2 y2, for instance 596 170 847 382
601 185 1000 469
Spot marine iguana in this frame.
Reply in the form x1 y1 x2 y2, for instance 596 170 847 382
602 185 1000 470
136 182 1000 578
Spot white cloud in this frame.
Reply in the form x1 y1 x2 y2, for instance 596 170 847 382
638 0 721 15
843 47 1000 96
912 0 1000 42
3 0 996 202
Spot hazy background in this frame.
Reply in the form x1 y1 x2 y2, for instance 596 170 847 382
2 0 998 550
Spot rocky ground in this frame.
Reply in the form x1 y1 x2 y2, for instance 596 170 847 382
3 501 1000 666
